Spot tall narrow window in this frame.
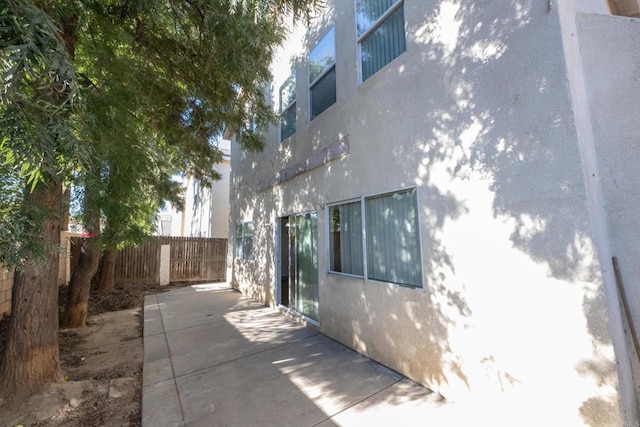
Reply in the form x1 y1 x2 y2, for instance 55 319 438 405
280 74 296 142
235 222 254 260
365 189 422 287
309 27 336 120
329 201 364 276
356 0 406 82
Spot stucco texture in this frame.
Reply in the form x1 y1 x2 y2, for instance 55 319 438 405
229 1 623 424
578 12 640 413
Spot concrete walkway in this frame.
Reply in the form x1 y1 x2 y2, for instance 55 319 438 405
142 283 455 426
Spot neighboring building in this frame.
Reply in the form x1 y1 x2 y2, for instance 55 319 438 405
229 0 640 424
158 138 231 238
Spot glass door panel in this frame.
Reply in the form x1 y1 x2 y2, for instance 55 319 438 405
287 212 319 322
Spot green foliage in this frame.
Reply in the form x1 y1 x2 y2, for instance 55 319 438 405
1 0 324 265
70 0 323 247
0 0 87 268
0 0 83 184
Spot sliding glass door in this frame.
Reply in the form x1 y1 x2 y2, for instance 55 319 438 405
280 212 319 322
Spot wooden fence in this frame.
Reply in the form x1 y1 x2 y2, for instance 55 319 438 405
115 238 161 285
164 237 227 283
72 236 227 285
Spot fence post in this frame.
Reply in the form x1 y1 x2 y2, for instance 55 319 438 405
159 243 171 286
0 266 14 316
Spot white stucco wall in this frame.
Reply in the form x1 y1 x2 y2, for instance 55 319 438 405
160 142 231 238
229 0 624 424
557 1 639 421
208 159 231 239
182 175 208 236
576 11 640 415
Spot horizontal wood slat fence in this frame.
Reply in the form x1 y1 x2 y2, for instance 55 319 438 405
71 236 227 285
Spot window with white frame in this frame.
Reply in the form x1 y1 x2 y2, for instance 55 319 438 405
309 27 336 120
365 189 422 286
235 222 254 260
328 188 422 287
279 74 296 142
356 0 406 82
329 201 364 276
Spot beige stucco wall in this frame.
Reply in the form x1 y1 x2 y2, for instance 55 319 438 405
229 0 625 424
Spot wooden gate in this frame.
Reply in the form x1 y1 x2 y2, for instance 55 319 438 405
164 237 227 282
71 237 227 285
115 239 161 285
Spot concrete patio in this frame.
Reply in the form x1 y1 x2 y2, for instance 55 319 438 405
142 283 461 426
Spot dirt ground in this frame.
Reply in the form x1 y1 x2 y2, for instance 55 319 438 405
0 282 172 427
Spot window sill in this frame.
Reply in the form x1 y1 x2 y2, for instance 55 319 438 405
327 271 365 281
327 271 423 290
366 277 423 290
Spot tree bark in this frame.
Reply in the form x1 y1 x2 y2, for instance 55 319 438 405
62 212 100 328
0 180 64 401
97 246 117 292
62 239 100 328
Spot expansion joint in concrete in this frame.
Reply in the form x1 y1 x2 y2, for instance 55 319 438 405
157 302 187 425
311 378 404 426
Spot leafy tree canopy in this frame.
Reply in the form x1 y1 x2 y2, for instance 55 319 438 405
1 0 323 265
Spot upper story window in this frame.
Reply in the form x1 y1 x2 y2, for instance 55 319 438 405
309 27 336 120
279 73 296 142
356 0 406 82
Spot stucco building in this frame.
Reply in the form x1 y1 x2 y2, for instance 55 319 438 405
228 0 640 424
158 138 231 238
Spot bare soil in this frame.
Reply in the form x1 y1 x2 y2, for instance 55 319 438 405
0 282 183 427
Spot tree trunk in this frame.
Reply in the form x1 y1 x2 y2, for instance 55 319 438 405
62 212 100 328
0 180 64 401
97 247 117 292
62 238 100 328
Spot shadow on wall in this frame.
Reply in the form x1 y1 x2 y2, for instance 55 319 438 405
189 179 211 237
230 179 276 306
332 0 614 423
232 1 620 424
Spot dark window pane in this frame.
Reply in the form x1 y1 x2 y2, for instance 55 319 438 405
361 5 406 81
280 103 296 141
310 67 336 120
